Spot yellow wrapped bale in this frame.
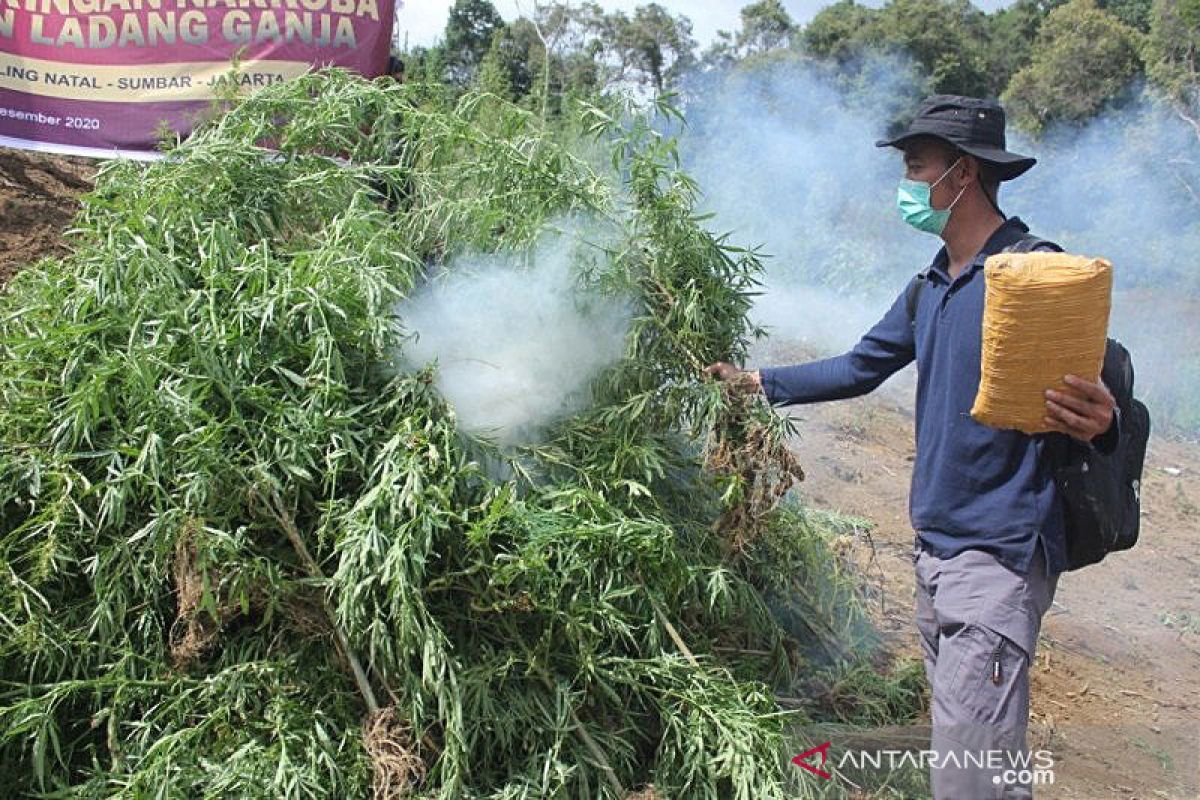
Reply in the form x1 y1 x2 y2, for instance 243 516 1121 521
970 252 1112 434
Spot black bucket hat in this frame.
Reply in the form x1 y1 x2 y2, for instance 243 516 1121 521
875 95 1036 181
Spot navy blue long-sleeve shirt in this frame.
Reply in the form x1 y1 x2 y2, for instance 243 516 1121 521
760 217 1102 577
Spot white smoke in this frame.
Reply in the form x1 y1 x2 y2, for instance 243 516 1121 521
679 58 1200 431
399 219 633 444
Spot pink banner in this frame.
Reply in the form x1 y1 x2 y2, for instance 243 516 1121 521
0 3 395 159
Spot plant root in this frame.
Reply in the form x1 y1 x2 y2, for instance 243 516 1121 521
705 378 805 554
363 706 427 799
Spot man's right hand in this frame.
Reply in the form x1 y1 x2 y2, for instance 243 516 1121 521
703 361 763 392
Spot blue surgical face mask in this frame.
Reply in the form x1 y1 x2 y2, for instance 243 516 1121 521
897 157 967 236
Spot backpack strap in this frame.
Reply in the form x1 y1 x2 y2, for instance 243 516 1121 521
905 232 1061 327
1004 233 1063 254
904 271 929 328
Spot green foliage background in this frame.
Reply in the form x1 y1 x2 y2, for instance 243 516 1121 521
420 0 1195 136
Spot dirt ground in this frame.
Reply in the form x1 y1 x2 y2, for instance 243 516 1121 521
758 343 1200 799
0 147 95 289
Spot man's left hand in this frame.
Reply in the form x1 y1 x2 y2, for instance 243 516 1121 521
1044 375 1116 443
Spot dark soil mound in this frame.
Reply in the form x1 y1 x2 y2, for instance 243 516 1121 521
0 147 94 289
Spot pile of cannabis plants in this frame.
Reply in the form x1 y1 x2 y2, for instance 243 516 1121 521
0 71 861 798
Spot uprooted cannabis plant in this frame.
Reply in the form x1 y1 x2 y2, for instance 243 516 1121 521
0 71 905 798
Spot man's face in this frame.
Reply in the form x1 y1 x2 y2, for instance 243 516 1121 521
903 138 965 211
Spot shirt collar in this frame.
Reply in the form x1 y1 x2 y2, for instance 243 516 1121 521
925 216 1032 283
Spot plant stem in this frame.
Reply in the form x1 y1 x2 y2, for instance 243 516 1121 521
257 488 380 714
649 593 699 668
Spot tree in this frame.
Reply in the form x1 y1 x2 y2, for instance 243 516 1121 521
1145 0 1200 139
476 4 608 115
736 0 798 56
801 0 881 63
1099 0 1154 30
524 2 608 112
406 44 449 84
478 34 517 100
700 29 739 70
868 0 995 97
801 0 993 97
1003 0 1143 132
986 0 1068 95
444 0 505 83
478 19 543 102
604 4 698 94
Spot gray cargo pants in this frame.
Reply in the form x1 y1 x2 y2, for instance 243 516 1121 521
913 539 1059 799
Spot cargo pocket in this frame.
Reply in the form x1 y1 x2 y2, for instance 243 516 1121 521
973 598 1039 670
945 623 1028 728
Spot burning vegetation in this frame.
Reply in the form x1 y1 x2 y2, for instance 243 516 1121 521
0 71 921 797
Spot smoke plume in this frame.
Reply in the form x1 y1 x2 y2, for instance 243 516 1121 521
399 219 633 444
680 58 1200 431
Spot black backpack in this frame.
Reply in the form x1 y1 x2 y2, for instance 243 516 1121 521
904 233 1150 571
1055 337 1150 569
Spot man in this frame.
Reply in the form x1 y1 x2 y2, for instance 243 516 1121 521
705 95 1118 798
373 55 412 212
386 56 407 83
